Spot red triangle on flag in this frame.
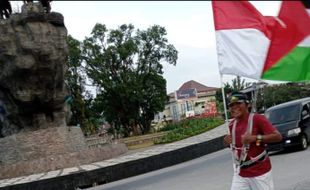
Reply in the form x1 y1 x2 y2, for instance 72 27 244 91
263 1 310 72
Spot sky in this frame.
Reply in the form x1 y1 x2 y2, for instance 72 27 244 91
11 1 282 94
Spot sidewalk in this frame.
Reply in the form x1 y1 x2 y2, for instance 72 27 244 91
0 124 228 190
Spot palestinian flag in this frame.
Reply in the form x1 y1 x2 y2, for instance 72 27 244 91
212 1 272 79
212 1 310 82
262 1 310 81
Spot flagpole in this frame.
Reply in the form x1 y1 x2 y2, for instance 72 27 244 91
220 74 229 124
220 74 237 172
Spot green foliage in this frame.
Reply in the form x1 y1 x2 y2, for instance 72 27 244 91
65 35 99 135
215 76 251 104
82 23 178 137
154 118 224 144
228 76 251 91
257 83 310 112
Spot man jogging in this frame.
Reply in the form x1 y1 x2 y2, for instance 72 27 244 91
224 91 282 190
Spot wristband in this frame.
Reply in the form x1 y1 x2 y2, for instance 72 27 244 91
256 134 263 146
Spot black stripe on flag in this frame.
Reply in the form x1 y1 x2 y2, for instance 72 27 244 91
302 0 310 9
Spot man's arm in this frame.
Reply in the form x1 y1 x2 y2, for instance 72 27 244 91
241 130 282 144
242 113 283 144
260 130 282 143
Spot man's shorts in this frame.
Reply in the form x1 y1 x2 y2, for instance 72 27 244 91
231 170 274 190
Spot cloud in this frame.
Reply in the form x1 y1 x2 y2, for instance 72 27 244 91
163 45 220 92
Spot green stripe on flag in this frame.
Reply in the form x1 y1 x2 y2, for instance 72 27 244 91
262 46 310 81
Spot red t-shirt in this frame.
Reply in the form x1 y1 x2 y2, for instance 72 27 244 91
229 113 277 177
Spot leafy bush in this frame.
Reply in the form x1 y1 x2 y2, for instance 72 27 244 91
154 117 224 144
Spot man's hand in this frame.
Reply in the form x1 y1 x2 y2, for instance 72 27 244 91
241 132 256 144
224 135 232 147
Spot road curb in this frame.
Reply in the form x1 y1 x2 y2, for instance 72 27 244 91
0 135 226 190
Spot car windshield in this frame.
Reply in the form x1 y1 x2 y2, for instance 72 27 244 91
265 104 300 125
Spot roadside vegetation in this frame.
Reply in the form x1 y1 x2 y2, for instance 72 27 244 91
154 117 224 144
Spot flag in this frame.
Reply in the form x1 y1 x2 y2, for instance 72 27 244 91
262 1 310 81
212 1 273 79
212 1 310 82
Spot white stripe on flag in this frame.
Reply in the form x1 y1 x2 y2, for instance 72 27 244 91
215 29 270 79
299 35 310 47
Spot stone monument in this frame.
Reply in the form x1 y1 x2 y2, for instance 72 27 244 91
0 2 127 180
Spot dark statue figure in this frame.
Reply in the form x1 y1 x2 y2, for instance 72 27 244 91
0 0 11 19
23 0 52 13
39 0 52 13
0 0 53 19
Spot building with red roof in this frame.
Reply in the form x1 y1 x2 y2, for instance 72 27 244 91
156 80 219 122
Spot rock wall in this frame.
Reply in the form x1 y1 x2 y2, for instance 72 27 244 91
0 126 128 180
0 127 87 165
0 2 68 137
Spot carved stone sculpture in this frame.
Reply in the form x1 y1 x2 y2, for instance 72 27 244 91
0 2 68 137
0 3 127 180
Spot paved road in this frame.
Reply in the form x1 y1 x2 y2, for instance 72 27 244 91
88 147 310 190
271 147 310 190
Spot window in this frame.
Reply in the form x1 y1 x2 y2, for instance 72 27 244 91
266 104 300 125
301 103 310 120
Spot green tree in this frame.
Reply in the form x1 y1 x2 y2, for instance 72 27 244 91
215 83 232 113
82 23 178 137
225 76 251 91
65 35 97 135
215 76 251 103
257 83 310 112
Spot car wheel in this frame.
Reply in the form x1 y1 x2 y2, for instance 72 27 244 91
300 134 308 150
